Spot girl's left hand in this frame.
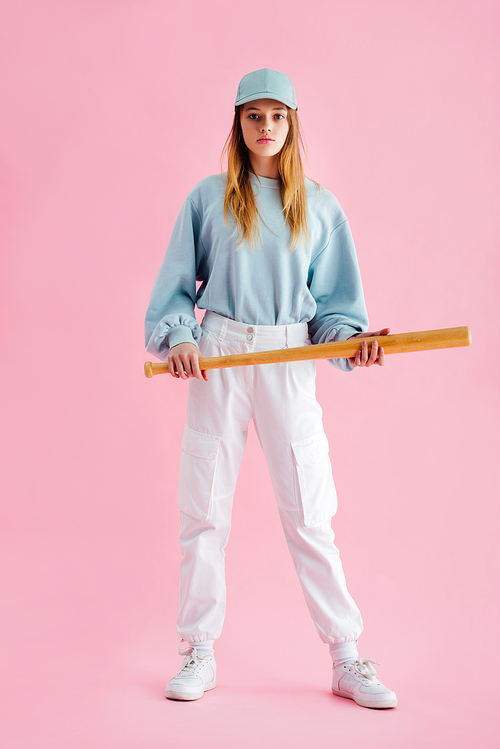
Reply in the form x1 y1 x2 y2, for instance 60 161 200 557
348 327 391 367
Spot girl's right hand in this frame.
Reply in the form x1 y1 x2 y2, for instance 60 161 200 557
167 342 208 381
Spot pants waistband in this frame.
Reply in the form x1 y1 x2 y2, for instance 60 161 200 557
201 311 309 347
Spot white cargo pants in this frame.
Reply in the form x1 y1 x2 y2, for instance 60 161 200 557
177 311 363 646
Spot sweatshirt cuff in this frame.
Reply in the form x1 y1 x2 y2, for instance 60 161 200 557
333 325 364 343
167 325 198 350
327 325 362 372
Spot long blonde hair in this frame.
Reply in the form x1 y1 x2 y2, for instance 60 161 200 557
221 105 310 250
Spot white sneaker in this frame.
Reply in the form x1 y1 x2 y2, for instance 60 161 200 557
331 659 397 709
165 647 216 701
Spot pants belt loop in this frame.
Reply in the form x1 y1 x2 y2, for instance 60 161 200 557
218 315 228 341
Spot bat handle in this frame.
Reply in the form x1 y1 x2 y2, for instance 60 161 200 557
144 361 155 378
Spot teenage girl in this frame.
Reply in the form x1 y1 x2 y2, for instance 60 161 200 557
145 68 397 709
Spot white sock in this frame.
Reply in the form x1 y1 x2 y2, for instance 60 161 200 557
329 641 359 667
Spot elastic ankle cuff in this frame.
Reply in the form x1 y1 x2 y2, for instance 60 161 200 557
188 639 215 655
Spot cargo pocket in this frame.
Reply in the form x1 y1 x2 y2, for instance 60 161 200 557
177 426 221 521
291 431 337 528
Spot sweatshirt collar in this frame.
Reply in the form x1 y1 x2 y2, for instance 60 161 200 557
249 172 280 190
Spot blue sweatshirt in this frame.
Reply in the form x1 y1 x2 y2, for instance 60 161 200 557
145 172 369 371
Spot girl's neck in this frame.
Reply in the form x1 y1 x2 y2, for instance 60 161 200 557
247 152 279 180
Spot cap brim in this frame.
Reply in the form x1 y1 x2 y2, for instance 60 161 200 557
235 92 297 110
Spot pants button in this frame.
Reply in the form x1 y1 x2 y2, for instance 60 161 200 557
246 334 253 341
247 327 254 333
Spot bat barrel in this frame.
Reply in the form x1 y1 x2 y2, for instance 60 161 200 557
377 326 471 354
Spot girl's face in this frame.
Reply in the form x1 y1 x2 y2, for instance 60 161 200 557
240 99 289 162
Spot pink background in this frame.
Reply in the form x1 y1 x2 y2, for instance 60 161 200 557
1 1 499 747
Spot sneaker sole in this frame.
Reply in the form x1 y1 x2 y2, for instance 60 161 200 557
165 681 216 701
331 688 397 709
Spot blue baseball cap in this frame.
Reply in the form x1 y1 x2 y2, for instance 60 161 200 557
235 68 298 110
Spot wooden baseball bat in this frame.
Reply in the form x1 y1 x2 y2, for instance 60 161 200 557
144 325 471 378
